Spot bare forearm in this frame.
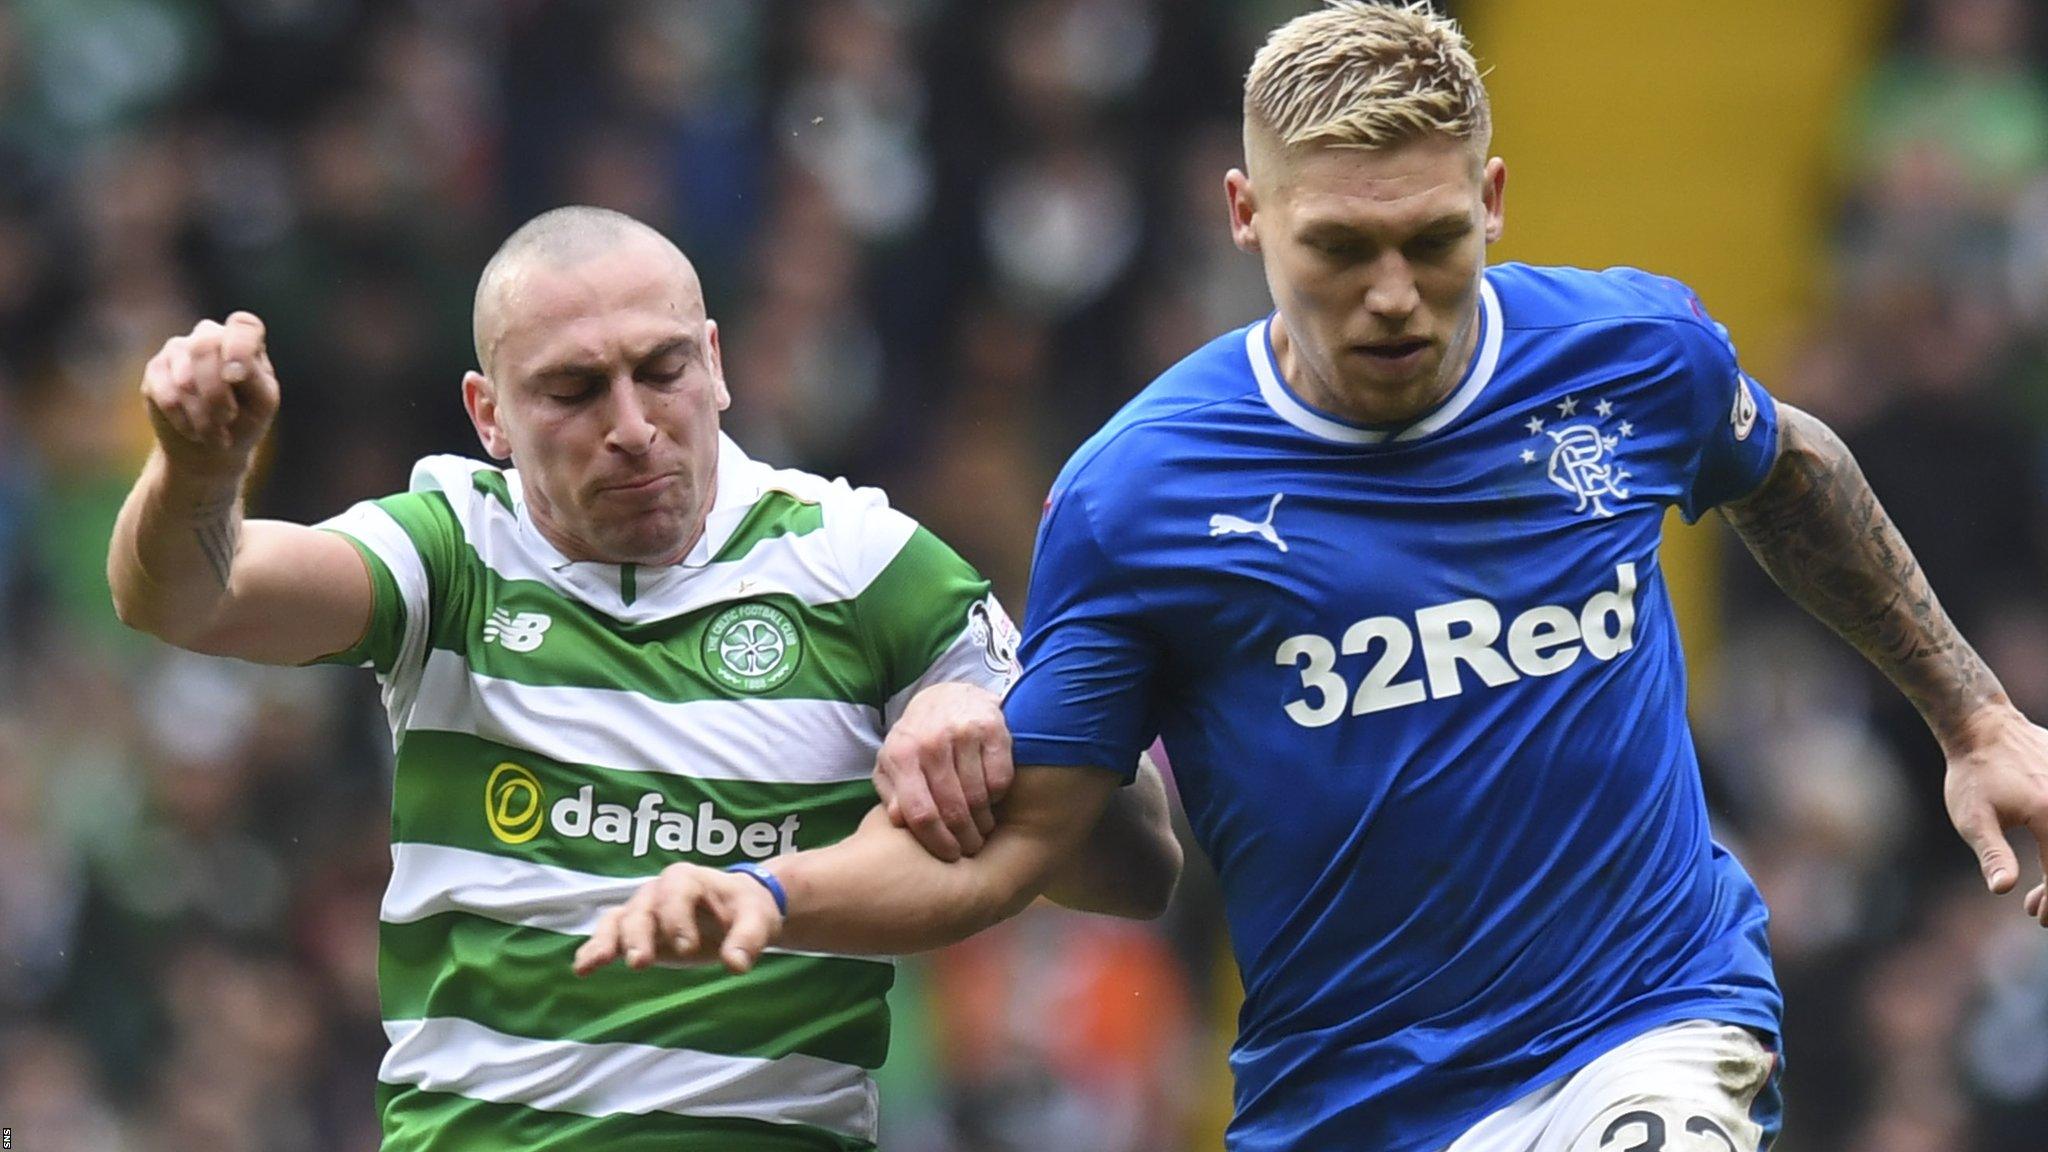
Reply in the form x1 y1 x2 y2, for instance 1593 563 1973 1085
771 766 1118 954
767 811 1030 954
1043 754 1182 918
1724 405 2005 746
109 449 247 643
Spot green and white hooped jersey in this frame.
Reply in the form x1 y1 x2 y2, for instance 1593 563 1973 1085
317 434 1018 1152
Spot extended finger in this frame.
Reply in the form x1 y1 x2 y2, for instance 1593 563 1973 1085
1957 803 2018 894
573 908 625 976
619 894 663 969
656 877 702 958
721 889 779 974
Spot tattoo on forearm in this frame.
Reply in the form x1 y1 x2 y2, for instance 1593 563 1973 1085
1723 406 2002 743
191 492 239 589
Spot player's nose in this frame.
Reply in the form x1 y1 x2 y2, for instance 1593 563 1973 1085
603 382 659 455
1362 253 1421 320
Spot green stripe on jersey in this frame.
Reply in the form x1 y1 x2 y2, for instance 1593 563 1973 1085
433 554 890 706
377 1085 875 1152
713 490 827 566
319 532 407 673
471 468 514 512
393 730 875 875
852 526 992 698
381 913 891 1067
377 488 468 580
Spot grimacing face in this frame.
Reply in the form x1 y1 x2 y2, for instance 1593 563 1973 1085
1228 132 1506 424
462 238 730 566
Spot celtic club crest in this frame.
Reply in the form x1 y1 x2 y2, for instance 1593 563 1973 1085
703 602 804 692
1519 393 1633 518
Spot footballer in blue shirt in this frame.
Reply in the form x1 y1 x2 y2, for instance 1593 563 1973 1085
582 4 2048 1151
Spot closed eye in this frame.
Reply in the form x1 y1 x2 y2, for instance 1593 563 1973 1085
1407 225 1471 257
1306 236 1369 260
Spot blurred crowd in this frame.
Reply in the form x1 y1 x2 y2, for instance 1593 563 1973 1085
0 1 2044 1150
1704 1 2048 1150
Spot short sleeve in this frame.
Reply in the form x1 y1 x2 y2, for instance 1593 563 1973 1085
851 523 1013 725
314 524 409 672
1673 298 1782 523
1002 487 1156 782
312 489 465 742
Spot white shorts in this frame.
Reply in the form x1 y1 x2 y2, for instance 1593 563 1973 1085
1440 1021 1781 1152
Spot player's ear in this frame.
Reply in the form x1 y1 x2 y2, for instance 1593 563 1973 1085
1227 169 1262 254
1482 157 1507 244
463 370 513 461
705 319 730 412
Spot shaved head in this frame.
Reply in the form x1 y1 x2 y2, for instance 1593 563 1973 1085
458 204 730 567
472 206 699 376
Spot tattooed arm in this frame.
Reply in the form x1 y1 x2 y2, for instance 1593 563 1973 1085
109 313 373 664
1724 403 2048 913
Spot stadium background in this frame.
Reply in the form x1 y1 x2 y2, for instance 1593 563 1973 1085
2 0 2046 1148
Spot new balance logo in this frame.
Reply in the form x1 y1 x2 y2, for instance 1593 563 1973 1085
1210 494 1289 552
483 609 553 653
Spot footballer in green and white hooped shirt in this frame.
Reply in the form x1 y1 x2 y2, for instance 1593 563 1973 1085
320 436 1016 1152
107 206 1052 1152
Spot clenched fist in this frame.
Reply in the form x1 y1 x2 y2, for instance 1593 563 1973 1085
142 312 280 477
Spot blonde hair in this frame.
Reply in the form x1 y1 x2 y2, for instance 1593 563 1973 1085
1245 1 1490 154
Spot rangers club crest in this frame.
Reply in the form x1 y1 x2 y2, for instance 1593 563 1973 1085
1519 393 1633 519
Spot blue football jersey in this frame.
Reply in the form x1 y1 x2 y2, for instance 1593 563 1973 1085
1004 263 1785 1152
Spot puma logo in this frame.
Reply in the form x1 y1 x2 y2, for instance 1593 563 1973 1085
1209 494 1288 553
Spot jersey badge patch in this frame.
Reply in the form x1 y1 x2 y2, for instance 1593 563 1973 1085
704 602 804 693
1522 394 1634 519
967 595 1021 677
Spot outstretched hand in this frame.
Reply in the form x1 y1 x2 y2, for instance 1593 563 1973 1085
572 864 784 976
1942 705 2048 924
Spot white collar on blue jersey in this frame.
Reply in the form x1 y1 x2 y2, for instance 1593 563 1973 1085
1248 277 1504 445
509 431 759 572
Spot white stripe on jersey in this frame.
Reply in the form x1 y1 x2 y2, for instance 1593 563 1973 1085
409 648 884 785
380 841 887 964
378 1016 879 1141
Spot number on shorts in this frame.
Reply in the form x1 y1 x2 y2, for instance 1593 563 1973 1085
1685 1116 1737 1152
1598 1110 1743 1152
1599 1110 1666 1152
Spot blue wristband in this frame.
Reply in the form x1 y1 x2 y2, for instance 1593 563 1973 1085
724 862 789 917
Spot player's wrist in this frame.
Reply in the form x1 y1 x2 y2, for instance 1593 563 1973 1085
152 441 253 491
724 861 789 918
1936 695 2024 758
